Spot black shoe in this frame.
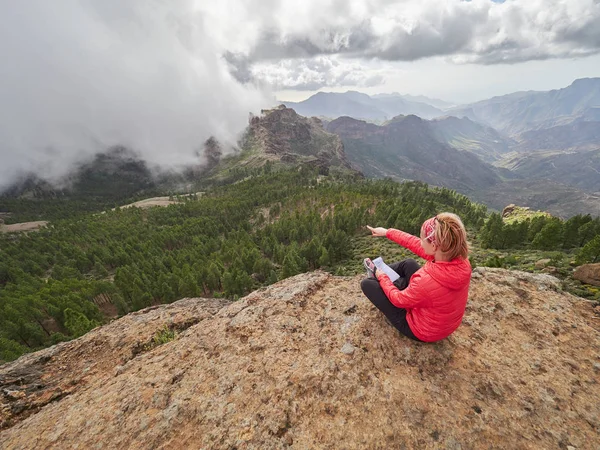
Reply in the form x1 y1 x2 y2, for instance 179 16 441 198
363 258 376 279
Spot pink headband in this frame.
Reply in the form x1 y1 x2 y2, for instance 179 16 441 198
422 217 437 245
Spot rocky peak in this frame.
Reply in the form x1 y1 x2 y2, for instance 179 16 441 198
244 106 351 171
1 269 599 448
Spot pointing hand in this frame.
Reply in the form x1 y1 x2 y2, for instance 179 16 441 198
366 225 388 237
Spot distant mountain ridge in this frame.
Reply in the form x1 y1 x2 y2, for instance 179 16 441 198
449 78 600 135
494 148 600 193
283 91 444 122
5 76 599 220
429 116 514 163
372 92 456 110
325 113 600 218
512 120 600 152
1 147 158 201
326 115 500 193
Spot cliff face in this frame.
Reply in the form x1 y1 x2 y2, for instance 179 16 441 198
242 106 351 171
1 269 599 449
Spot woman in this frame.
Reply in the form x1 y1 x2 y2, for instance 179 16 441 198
361 212 471 342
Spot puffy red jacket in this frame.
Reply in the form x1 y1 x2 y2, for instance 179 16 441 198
377 228 471 342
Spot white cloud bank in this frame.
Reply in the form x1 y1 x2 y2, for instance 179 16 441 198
210 0 600 88
0 1 268 190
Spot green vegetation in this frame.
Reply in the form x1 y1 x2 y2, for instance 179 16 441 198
0 167 486 362
144 326 178 351
501 205 551 225
479 212 600 262
0 165 598 363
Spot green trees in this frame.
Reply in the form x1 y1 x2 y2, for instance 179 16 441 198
578 220 600 247
282 250 302 279
480 213 505 249
531 219 564 250
479 212 598 253
577 235 600 264
64 308 99 338
0 167 523 361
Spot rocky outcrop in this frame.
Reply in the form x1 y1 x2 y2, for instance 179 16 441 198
573 263 600 287
1 269 599 449
243 106 351 172
501 204 551 223
0 298 228 431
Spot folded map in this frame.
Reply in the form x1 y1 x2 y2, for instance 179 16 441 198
372 257 400 282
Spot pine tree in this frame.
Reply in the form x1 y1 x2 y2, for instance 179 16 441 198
64 308 98 338
0 337 29 363
267 270 278 285
531 220 564 250
93 261 109 278
282 252 300 279
578 221 599 247
318 247 331 267
577 235 600 264
480 213 505 249
563 215 586 249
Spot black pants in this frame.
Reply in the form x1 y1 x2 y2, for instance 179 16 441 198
360 259 422 341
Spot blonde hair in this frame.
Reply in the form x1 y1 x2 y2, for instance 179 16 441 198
432 212 469 260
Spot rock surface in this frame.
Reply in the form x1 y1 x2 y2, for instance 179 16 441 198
1 269 599 449
573 263 600 287
243 106 351 172
535 258 552 269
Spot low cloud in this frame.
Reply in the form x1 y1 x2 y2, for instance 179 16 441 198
250 57 385 91
0 1 269 190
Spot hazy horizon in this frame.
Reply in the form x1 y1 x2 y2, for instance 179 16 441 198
277 72 600 105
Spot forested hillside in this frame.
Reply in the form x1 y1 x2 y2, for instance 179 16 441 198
1 166 599 363
0 167 486 362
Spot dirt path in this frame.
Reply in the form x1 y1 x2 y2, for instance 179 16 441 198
0 221 48 233
114 193 205 211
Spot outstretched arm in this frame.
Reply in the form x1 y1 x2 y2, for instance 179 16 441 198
386 228 434 261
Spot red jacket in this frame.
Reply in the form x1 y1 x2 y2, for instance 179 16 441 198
377 228 471 342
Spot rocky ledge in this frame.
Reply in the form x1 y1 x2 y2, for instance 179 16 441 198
1 268 599 449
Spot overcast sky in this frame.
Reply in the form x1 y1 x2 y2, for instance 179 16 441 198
1 0 600 189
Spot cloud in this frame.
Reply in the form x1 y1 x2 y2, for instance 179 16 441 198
199 0 600 83
0 1 269 190
1 0 599 189
250 57 386 90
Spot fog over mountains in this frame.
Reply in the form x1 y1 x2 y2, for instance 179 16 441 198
2 76 600 218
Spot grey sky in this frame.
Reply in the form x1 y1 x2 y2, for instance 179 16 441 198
1 0 599 189
213 0 600 94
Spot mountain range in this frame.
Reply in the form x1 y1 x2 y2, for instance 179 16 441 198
276 78 600 216
283 91 444 122
326 115 500 193
372 92 456 110
2 78 599 219
449 78 600 135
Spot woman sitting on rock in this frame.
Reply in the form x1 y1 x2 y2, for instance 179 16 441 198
361 213 471 343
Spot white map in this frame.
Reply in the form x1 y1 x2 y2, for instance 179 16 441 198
372 257 400 282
